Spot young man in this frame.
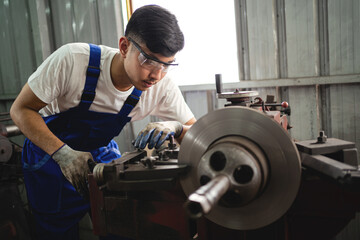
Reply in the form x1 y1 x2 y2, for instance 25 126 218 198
10 5 195 239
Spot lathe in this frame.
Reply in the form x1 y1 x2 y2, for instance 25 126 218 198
88 77 360 240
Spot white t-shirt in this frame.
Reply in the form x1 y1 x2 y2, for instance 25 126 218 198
28 43 194 124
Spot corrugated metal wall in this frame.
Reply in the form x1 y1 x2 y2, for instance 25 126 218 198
0 0 359 238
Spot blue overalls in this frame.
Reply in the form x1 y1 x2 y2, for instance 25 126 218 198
21 44 142 239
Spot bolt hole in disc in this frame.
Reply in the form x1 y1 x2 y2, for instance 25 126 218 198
234 165 254 184
200 175 211 186
210 151 227 171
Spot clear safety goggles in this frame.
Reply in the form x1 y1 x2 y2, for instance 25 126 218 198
128 37 178 73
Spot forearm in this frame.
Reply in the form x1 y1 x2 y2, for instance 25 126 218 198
10 83 64 155
11 107 64 155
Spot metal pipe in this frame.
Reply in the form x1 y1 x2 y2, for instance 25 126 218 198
0 124 22 137
0 117 12 122
185 175 231 219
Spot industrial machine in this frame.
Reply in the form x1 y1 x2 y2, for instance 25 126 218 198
88 76 360 240
2 76 359 239
0 114 33 240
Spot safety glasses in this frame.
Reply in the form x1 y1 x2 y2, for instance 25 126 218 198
128 37 178 73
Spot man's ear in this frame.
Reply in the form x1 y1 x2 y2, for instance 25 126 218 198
119 37 129 57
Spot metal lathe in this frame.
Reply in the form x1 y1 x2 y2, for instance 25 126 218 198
88 78 360 240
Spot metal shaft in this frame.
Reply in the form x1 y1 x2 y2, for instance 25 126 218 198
185 175 231 218
0 124 22 137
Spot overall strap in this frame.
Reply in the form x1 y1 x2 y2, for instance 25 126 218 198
79 44 101 110
118 88 142 117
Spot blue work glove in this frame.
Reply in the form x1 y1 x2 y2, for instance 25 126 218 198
133 121 183 149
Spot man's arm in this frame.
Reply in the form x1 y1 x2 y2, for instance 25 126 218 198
10 83 64 155
133 117 196 149
10 83 94 199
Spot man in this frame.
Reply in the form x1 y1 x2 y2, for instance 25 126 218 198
10 5 195 239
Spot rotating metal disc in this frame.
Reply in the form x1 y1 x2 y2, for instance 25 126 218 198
217 90 258 99
179 106 301 230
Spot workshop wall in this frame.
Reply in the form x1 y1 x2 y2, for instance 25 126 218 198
179 0 360 158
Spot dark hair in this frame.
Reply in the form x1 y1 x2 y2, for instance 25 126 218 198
125 5 184 57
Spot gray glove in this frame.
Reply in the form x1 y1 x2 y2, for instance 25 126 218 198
52 144 95 200
133 121 183 149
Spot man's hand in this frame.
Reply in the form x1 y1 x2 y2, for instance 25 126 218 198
133 121 183 149
52 144 95 200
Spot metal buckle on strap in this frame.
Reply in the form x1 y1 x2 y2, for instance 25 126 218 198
87 66 100 78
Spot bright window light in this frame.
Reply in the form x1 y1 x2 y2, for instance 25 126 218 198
131 0 239 86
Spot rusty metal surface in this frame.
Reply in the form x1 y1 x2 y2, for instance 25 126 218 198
89 179 193 239
88 174 106 236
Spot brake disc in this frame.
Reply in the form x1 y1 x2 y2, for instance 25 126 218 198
179 106 301 230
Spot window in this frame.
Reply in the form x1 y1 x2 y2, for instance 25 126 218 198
131 0 239 86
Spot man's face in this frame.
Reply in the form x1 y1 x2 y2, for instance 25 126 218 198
124 38 177 91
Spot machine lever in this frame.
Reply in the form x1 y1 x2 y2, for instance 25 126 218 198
215 74 223 94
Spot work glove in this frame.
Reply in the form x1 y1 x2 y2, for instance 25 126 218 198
133 121 183 149
52 144 95 200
